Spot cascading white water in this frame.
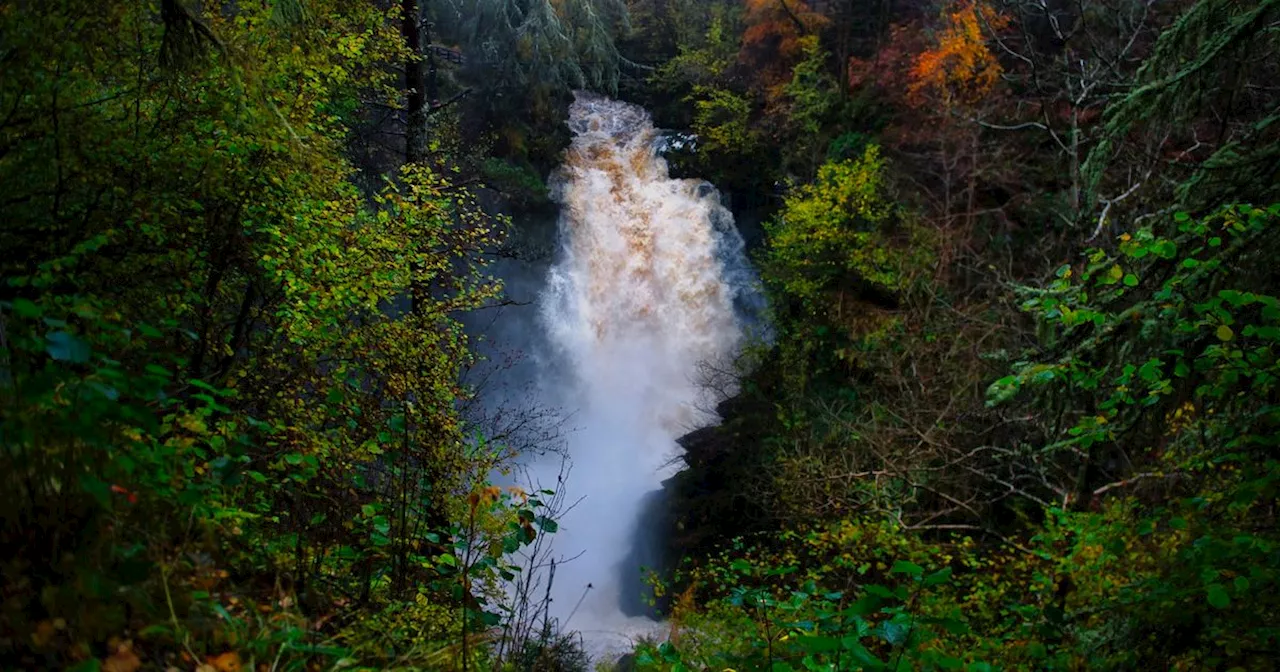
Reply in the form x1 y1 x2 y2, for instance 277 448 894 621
532 92 759 656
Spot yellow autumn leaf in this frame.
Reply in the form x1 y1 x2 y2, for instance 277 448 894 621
207 651 243 672
178 415 208 434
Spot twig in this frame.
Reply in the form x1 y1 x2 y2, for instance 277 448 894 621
1088 178 1144 241
1092 471 1175 497
160 562 201 661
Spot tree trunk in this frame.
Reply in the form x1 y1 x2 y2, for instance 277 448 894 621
402 0 425 164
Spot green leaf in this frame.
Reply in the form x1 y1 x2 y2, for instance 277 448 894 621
1123 273 1139 287
865 584 895 599
1216 325 1234 341
46 330 90 363
935 616 970 635
79 475 112 508
138 624 173 638
847 642 886 669
1207 584 1231 609
845 595 882 616
890 560 924 576
796 635 841 652
89 382 119 400
879 620 908 645
924 567 953 586
11 298 41 318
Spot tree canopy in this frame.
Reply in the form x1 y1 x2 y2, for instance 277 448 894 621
3 0 1279 670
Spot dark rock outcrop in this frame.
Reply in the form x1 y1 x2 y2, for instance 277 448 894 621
650 391 777 606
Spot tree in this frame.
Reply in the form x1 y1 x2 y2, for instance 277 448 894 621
442 0 631 93
907 0 1006 108
782 35 843 174
848 2 1016 246
986 0 1166 229
1082 0 1280 220
404 0 430 163
986 204 1280 667
0 1 546 667
763 144 907 323
740 0 830 105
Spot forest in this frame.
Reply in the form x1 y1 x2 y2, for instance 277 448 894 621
1 0 1278 670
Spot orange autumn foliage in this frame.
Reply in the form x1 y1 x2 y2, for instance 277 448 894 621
741 0 829 97
847 21 927 93
907 1 1008 108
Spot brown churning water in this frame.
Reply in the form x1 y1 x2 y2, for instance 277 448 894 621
534 92 757 658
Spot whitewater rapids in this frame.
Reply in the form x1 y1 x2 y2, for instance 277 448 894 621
522 91 759 658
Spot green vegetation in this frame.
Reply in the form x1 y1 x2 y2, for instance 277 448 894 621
638 0 1280 670
1 1 579 669
3 0 1279 670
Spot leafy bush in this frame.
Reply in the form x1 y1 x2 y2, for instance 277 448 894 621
481 157 550 207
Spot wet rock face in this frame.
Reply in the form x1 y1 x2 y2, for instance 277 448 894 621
655 391 778 603
618 488 675 618
618 399 750 618
675 425 722 466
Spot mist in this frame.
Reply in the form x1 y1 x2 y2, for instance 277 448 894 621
470 92 761 659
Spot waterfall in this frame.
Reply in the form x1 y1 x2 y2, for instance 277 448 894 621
530 92 759 656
